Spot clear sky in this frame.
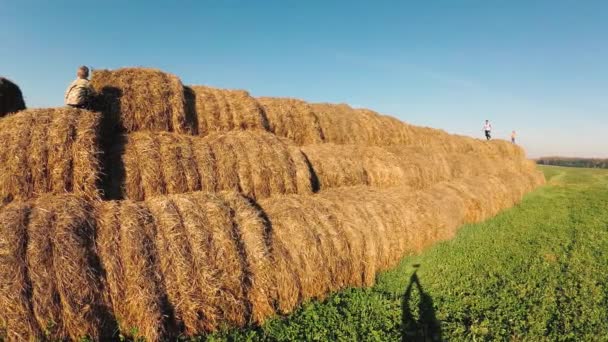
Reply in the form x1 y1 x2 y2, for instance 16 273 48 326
2 0 607 158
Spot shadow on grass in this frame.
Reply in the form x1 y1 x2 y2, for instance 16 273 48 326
401 264 442 341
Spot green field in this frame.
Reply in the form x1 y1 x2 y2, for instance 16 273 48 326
208 166 608 341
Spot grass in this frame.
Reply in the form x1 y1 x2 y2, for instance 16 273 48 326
204 166 608 341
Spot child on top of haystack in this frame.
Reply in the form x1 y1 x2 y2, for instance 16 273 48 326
65 65 94 109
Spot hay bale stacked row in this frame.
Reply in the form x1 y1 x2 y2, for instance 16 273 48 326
0 68 545 340
115 130 312 201
0 173 534 340
0 108 100 204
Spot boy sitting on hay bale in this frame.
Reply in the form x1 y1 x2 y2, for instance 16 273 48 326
65 66 94 109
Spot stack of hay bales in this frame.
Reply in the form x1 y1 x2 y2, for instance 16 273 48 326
115 130 312 201
0 108 101 204
188 86 269 136
0 67 545 341
0 77 26 117
91 68 193 134
258 97 324 145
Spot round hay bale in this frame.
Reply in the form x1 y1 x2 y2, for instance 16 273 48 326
0 161 545 339
301 144 408 189
0 77 26 117
0 108 101 204
98 199 172 341
91 68 193 134
0 201 42 340
24 195 113 340
257 97 324 145
117 130 313 201
189 86 269 136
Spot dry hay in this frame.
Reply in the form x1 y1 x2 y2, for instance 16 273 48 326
188 86 269 136
258 168 543 314
115 130 312 201
1 191 276 340
257 97 324 145
301 144 409 189
91 68 193 134
0 77 26 117
0 195 113 341
0 163 544 340
310 103 377 145
302 143 535 191
0 108 101 204
308 104 423 146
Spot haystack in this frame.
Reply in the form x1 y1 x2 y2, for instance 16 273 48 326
112 130 312 200
301 144 408 189
258 169 541 315
188 86 269 136
301 143 531 191
0 108 101 204
0 195 112 341
311 103 375 145
0 66 547 341
0 164 544 340
308 104 422 146
257 97 324 145
95 191 277 337
0 77 26 117
91 68 193 134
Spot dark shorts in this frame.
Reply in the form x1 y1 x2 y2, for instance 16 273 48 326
485 130 491 139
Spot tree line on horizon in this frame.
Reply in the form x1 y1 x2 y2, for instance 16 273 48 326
536 157 608 169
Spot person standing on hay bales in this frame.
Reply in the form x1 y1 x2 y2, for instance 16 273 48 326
483 120 492 140
511 130 516 144
65 66 94 109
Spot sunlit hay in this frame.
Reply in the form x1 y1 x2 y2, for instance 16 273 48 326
91 68 192 134
0 167 544 339
94 201 129 335
46 196 110 340
289 196 355 292
24 196 110 340
183 192 248 328
258 195 333 304
169 195 222 331
189 86 269 136
318 187 404 270
0 108 101 204
120 130 312 200
0 202 42 340
311 103 371 145
257 97 324 145
0 77 26 117
307 193 375 288
146 197 208 335
301 144 407 189
25 197 62 338
222 192 276 324
356 108 415 145
120 200 172 340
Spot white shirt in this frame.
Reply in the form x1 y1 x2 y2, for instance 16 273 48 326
483 122 492 131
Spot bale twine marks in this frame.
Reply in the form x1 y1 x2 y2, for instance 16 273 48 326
116 130 312 201
188 86 269 136
0 108 101 204
91 68 192 134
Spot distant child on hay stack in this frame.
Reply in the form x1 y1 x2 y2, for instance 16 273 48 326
65 65 94 109
483 120 492 140
511 130 516 144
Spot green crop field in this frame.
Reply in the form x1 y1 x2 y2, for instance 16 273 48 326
206 166 608 341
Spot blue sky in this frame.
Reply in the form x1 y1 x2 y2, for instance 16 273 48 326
2 1 607 157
